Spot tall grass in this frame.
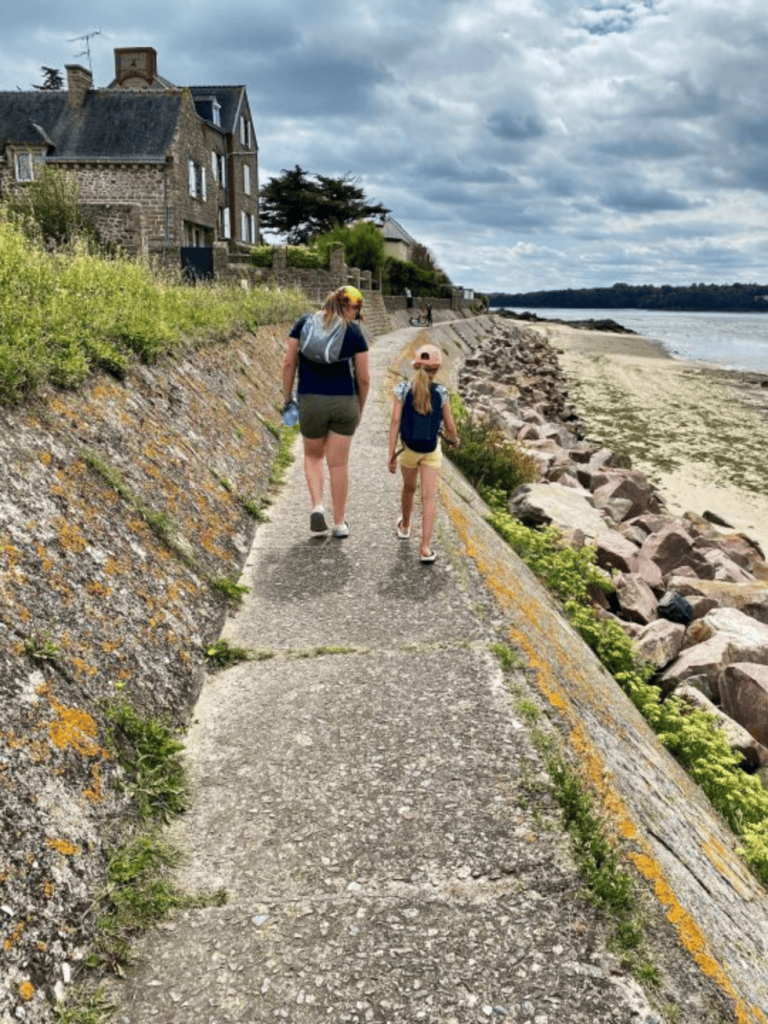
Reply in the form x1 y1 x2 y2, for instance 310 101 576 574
0 218 308 404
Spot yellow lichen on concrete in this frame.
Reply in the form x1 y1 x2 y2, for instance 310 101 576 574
35 543 54 572
55 518 87 555
40 683 104 759
84 762 103 803
4 921 24 952
18 981 34 1001
700 831 760 899
629 853 765 1024
45 837 79 856
569 725 639 841
1 539 22 568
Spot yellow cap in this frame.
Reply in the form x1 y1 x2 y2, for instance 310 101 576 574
341 285 364 304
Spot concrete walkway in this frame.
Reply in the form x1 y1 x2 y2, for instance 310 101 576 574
115 322 767 1024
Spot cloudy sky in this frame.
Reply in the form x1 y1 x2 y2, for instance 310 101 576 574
2 0 767 294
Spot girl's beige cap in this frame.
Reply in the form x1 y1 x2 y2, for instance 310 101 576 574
412 344 443 370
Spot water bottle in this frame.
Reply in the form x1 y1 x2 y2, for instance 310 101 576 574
282 399 299 427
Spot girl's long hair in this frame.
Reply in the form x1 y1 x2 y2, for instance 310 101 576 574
411 367 434 415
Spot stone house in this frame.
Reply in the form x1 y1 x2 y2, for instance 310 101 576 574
380 216 417 262
0 47 259 276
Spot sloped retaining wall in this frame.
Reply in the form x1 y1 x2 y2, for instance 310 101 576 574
0 325 289 1021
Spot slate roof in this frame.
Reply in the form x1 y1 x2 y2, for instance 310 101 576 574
189 86 247 135
0 90 183 163
381 216 417 245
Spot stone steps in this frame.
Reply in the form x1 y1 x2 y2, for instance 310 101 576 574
361 290 393 338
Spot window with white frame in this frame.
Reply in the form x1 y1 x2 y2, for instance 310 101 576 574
243 164 250 195
220 207 231 239
211 151 218 184
218 153 227 188
15 152 34 182
212 99 221 127
240 116 251 148
188 160 207 200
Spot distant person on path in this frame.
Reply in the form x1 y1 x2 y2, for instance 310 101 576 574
387 339 459 563
426 304 433 327
282 286 370 538
404 286 413 309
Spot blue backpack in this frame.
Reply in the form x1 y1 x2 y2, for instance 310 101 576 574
400 384 443 453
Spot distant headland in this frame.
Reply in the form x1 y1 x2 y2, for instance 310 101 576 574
489 281 768 313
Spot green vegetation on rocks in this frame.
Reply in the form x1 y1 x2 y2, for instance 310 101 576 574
487 502 768 886
446 394 538 496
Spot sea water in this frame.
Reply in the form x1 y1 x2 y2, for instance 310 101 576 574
502 307 768 375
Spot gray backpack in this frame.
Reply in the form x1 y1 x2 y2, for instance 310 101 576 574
298 312 347 363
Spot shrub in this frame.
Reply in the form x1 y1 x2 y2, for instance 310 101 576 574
445 393 537 497
316 222 384 276
286 244 326 269
250 244 274 267
7 166 100 249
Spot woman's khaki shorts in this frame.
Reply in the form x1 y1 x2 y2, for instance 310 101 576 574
299 393 361 438
398 443 442 470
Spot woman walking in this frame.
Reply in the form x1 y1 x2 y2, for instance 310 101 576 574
282 285 370 538
387 340 459 563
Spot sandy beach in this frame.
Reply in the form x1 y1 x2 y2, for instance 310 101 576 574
518 318 768 557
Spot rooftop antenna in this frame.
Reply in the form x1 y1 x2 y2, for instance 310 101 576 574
68 29 102 73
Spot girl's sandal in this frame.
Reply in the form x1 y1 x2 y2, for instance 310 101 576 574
397 519 411 539
420 550 437 564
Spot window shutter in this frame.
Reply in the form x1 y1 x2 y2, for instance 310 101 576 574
188 159 196 196
201 167 207 201
243 164 250 195
223 207 231 239
211 151 218 183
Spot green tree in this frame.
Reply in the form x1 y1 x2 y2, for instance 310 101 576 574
315 221 386 276
260 165 389 244
33 66 63 90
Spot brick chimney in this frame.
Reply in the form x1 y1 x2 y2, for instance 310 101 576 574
114 47 158 88
65 64 93 108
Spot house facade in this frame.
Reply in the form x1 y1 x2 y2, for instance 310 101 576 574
380 216 417 262
0 47 259 275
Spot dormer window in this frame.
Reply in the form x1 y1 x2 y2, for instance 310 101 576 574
212 99 221 127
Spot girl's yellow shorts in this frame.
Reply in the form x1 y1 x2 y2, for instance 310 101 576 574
398 444 442 469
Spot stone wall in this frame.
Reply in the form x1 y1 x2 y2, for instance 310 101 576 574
79 202 147 254
0 325 289 1022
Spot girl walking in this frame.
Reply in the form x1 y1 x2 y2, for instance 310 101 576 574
387 340 459 563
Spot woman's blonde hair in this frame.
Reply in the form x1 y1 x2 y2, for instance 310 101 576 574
320 285 364 328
